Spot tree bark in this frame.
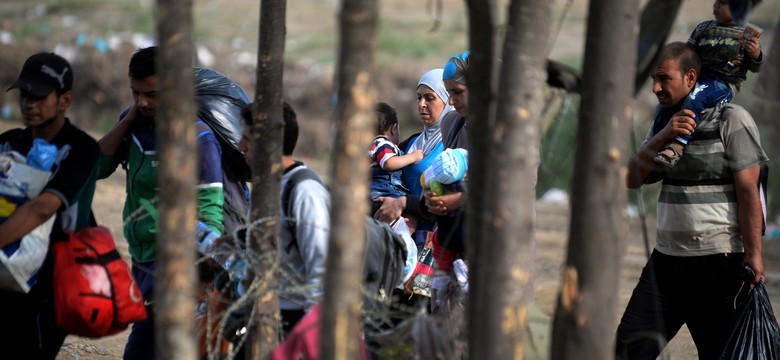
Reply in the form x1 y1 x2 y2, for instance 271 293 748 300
634 0 683 94
154 1 198 359
464 0 497 355
467 0 551 358
319 0 377 359
754 15 780 101
551 0 639 358
245 0 286 357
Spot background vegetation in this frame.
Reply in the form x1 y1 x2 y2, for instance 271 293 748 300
0 0 778 217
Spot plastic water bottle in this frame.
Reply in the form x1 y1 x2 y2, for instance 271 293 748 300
195 221 245 283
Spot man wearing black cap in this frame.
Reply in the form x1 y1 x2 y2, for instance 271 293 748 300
0 52 100 358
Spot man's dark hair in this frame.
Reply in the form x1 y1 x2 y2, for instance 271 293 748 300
282 102 298 156
128 46 157 80
240 103 253 127
658 42 701 77
375 101 398 135
240 102 298 156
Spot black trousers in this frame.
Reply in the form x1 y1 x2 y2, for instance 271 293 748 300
615 250 745 360
281 308 306 337
0 253 66 360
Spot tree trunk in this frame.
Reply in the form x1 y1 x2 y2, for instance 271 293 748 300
464 0 497 355
754 15 780 101
468 0 551 358
319 0 377 358
551 0 639 358
245 0 286 357
154 1 198 359
634 0 683 94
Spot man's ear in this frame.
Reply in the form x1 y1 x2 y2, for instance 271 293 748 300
685 69 697 88
58 91 73 112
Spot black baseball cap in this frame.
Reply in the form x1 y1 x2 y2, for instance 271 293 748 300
7 52 73 97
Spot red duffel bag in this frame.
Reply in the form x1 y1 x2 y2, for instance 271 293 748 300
53 226 147 338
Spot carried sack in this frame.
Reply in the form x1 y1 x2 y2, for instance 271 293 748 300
0 216 54 293
0 148 56 293
720 265 780 359
193 67 252 184
53 226 147 338
193 68 251 236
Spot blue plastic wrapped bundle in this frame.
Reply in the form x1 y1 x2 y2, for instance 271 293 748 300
419 148 468 195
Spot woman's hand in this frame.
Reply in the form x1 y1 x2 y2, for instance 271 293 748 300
424 190 463 216
373 196 406 223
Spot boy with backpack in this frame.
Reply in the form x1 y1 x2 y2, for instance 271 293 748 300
239 102 331 335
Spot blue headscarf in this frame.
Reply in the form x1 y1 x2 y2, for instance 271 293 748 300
443 50 470 85
409 68 454 156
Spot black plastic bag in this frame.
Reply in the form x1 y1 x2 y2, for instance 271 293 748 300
193 67 251 181
720 266 780 359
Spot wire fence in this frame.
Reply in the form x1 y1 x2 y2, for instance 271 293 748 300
122 199 469 359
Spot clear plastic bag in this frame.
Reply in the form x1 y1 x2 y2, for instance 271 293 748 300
720 266 780 359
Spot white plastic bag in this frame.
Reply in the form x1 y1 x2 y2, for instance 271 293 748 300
0 151 54 292
390 218 418 286
0 215 55 292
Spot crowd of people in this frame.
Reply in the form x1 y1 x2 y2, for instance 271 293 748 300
0 0 771 358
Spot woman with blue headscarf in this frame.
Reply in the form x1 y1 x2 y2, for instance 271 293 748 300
373 68 453 238
424 50 470 266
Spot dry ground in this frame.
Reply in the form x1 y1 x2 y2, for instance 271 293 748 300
0 113 767 358
0 120 769 360
49 180 780 359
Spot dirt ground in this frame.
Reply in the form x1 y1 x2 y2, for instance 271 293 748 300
0 123 760 359
51 176 780 359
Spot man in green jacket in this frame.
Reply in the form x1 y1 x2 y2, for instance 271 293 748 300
97 46 224 360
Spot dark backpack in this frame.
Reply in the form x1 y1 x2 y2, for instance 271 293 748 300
280 166 406 298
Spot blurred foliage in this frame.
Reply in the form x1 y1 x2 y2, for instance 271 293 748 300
537 96 579 198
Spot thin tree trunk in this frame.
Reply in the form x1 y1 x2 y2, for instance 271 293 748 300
469 0 552 358
551 0 639 358
246 0 286 357
155 1 197 359
754 15 780 101
319 0 377 358
464 0 497 354
634 0 683 94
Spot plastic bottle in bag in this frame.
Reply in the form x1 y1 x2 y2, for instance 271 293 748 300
195 221 245 284
26 138 58 171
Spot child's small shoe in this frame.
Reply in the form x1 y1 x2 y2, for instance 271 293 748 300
654 142 685 168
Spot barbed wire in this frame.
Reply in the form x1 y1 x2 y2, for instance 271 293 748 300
121 196 466 359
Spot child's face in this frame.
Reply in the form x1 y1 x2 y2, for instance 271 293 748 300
713 0 735 24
